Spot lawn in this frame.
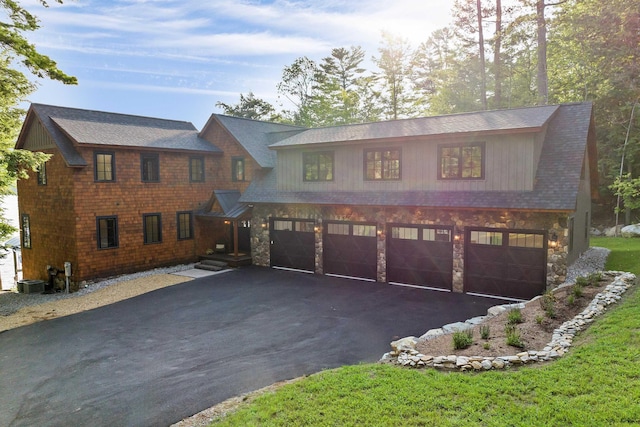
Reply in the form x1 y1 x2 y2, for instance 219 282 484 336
211 237 640 426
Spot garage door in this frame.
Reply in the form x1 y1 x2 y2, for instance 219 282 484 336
386 224 453 291
270 218 315 272
465 228 547 300
323 221 377 281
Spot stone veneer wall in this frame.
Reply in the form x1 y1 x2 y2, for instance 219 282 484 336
251 204 571 292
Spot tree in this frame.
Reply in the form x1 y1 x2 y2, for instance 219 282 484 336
373 31 418 120
277 56 321 126
216 92 282 122
1 0 77 244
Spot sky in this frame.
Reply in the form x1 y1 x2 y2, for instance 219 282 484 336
20 0 457 129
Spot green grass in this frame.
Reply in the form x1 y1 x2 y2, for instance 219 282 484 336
211 237 640 426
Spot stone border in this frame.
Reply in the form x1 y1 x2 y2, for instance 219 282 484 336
380 271 637 371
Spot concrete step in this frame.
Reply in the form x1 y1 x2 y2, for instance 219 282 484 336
199 259 228 268
194 263 225 272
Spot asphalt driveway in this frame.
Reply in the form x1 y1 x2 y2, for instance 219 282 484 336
0 266 502 426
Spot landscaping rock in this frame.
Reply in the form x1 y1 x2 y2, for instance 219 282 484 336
621 224 640 238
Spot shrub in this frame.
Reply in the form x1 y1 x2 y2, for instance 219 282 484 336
587 272 602 286
483 342 490 350
507 308 523 325
480 324 490 340
452 330 473 350
567 294 575 306
576 276 589 287
505 325 524 348
572 284 583 298
540 291 556 318
535 315 544 325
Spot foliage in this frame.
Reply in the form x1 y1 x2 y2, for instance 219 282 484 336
539 291 556 319
452 329 474 349
215 92 282 122
506 308 523 324
610 174 640 213
504 324 525 348
480 324 490 340
592 237 640 275
0 0 75 242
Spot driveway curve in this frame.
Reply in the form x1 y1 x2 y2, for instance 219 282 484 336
0 266 501 426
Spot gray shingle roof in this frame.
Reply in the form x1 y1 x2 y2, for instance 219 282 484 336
196 190 250 220
22 104 221 167
269 105 560 148
206 115 305 168
240 103 595 212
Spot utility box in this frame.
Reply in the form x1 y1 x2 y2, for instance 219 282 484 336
18 279 46 294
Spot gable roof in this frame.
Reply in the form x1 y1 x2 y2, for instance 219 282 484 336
200 114 305 168
17 104 221 167
269 104 560 148
196 189 250 220
240 103 596 212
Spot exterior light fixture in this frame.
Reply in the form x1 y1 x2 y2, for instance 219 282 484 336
549 232 558 248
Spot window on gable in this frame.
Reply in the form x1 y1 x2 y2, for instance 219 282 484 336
141 153 160 182
303 152 334 181
97 216 118 249
232 157 245 182
177 211 193 240
143 213 162 244
364 148 401 180
37 163 47 185
94 152 115 182
21 214 31 249
438 143 484 179
189 156 204 182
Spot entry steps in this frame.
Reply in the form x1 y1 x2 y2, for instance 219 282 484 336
194 259 229 272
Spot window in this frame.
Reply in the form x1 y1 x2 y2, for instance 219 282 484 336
327 223 349 235
438 143 484 179
190 157 204 182
97 216 118 249
303 152 334 181
141 153 159 182
94 152 115 182
508 233 544 248
353 224 377 237
470 230 502 245
37 163 47 185
364 149 401 180
177 211 193 240
21 214 31 249
143 213 162 244
424 228 452 242
273 220 293 231
391 227 418 240
232 157 245 182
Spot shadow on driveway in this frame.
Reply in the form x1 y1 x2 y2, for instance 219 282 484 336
0 266 503 427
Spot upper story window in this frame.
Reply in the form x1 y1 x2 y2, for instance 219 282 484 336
21 214 31 249
232 157 245 182
37 163 47 185
143 213 162 244
97 216 118 249
364 148 401 181
94 152 115 182
190 156 205 182
141 153 160 182
303 152 334 182
438 143 484 180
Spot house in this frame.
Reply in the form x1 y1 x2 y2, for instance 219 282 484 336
14 104 227 283
16 102 597 301
219 102 597 301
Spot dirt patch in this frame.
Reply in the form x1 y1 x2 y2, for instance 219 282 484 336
416 273 612 358
0 274 191 332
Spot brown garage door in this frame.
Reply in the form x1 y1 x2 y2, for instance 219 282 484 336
386 224 453 291
270 218 315 272
464 228 547 300
323 221 377 281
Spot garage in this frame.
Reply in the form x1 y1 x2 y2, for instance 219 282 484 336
270 218 316 272
386 224 453 291
323 221 377 281
464 228 547 300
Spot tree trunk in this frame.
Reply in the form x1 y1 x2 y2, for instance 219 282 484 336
477 0 488 109
494 0 502 107
537 0 548 105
